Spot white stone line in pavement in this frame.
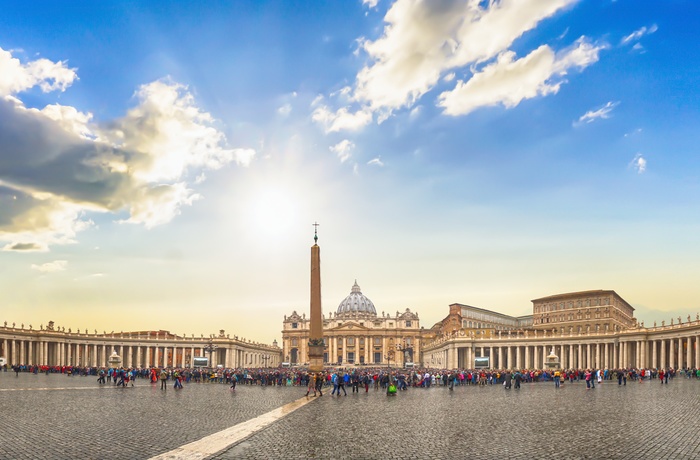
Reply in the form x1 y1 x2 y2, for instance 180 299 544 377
149 395 316 460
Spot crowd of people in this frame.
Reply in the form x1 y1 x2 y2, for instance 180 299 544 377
4 363 699 393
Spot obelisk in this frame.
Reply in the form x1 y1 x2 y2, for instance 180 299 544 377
308 222 324 372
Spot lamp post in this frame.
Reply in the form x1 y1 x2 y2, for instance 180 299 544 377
384 349 395 370
203 339 218 367
261 354 270 368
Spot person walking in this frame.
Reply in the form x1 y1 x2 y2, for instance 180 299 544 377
554 370 561 388
337 373 347 396
159 368 168 390
173 371 183 389
305 372 316 397
314 372 324 397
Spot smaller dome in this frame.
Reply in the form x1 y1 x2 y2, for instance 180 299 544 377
337 281 376 315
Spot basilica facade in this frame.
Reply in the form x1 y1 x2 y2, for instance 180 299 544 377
282 281 422 367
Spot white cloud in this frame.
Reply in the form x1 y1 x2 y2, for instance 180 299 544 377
0 48 255 251
277 103 292 116
355 0 577 113
621 24 658 45
330 140 355 163
31 260 67 273
314 0 588 131
40 104 94 139
311 105 373 133
631 43 645 54
367 157 384 167
363 0 379 8
409 105 422 120
0 47 77 96
575 101 619 125
630 153 647 174
120 182 200 228
438 38 603 116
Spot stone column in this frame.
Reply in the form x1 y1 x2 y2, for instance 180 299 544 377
695 336 700 369
515 346 521 369
651 340 657 369
660 340 666 369
2 339 7 365
27 341 33 366
506 346 512 370
686 338 692 370
603 343 609 369
577 345 583 370
593 343 599 369
331 337 337 364
524 346 530 369
669 339 675 370
678 338 684 370
542 346 548 370
365 337 371 365
498 347 503 369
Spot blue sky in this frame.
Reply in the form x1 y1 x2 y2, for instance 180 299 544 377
1 0 699 343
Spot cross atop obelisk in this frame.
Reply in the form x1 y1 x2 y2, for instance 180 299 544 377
308 222 324 372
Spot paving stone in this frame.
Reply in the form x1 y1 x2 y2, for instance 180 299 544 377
1 373 699 459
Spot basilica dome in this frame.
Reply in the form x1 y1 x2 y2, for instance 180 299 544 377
336 281 376 315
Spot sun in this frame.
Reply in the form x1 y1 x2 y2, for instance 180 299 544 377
244 185 304 242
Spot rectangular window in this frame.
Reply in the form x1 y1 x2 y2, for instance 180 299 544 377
374 338 381 345
292 323 298 329
347 352 355 364
347 337 354 346
374 352 381 363
405 321 412 327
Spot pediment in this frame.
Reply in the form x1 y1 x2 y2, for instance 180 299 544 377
286 310 304 322
328 321 371 332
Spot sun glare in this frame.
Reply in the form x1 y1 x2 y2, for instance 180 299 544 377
246 185 303 242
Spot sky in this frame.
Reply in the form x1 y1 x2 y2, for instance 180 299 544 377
1 0 699 345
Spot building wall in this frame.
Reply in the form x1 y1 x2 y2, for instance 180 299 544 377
532 290 636 333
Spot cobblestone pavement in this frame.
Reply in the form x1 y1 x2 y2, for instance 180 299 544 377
214 378 700 460
1 373 699 459
0 372 301 459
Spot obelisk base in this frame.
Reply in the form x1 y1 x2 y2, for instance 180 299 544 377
308 345 325 372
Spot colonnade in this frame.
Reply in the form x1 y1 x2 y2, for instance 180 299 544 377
425 329 700 371
289 335 420 366
0 329 282 369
